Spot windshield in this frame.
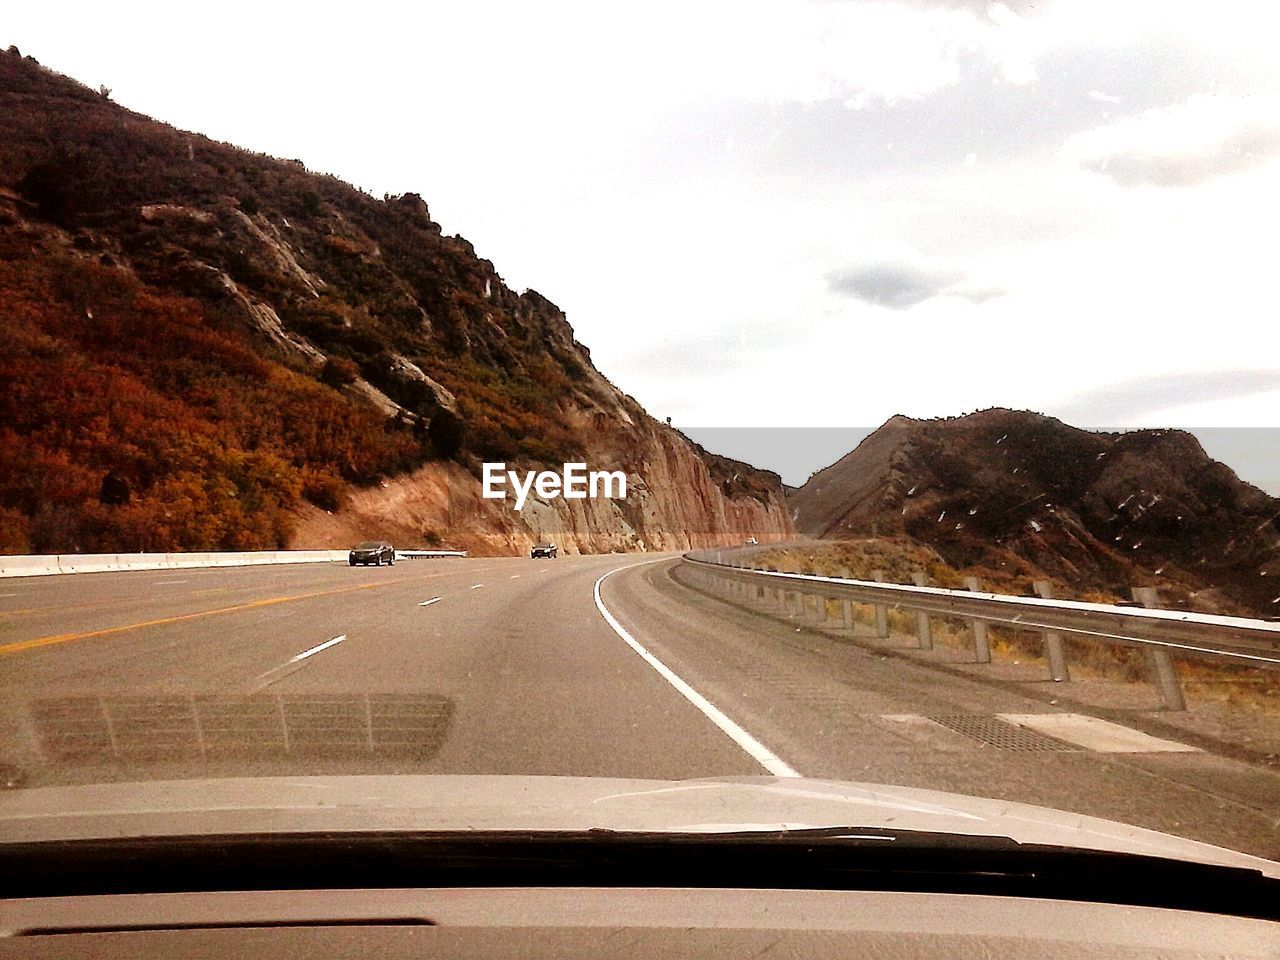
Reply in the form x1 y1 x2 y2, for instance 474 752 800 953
1 0 1278 877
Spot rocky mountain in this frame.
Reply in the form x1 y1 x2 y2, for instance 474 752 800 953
0 48 789 554
791 409 1280 615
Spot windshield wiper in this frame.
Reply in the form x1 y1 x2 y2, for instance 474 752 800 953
3 830 1277 922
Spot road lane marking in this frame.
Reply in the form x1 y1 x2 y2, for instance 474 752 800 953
998 713 1201 753
509 575 521 579
290 634 347 662
0 565 504 656
419 597 442 607
251 635 348 690
593 562 801 779
153 580 188 585
470 584 484 589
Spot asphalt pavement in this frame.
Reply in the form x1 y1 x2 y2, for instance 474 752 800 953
2 554 1278 857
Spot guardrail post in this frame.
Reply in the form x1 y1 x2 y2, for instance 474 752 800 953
963 576 991 663
1132 587 1187 711
1032 581 1070 682
765 568 784 611
778 567 799 618
839 567 854 630
910 571 934 650
870 570 889 637
819 568 836 623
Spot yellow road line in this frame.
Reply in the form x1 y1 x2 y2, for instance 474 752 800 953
1 580 357 619
0 564 503 656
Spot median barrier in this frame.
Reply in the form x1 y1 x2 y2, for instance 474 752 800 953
0 555 61 577
55 555 119 575
1 550 351 578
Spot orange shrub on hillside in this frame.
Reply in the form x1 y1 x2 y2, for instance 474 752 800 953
0 256 420 553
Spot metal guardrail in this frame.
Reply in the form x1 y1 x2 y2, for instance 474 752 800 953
683 549 1280 711
397 550 468 560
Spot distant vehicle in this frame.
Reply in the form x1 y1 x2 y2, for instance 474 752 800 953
530 543 558 559
349 541 395 566
744 537 759 545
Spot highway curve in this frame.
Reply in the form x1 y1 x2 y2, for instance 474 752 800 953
2 554 1278 857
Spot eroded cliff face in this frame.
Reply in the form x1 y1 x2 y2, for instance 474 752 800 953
290 408 791 555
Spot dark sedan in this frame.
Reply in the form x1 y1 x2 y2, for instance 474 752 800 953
349 541 396 566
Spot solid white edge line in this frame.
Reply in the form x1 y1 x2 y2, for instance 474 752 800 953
593 561 800 778
419 597 442 607
290 634 347 663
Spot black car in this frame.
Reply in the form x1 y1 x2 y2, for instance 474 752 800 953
530 543 558 559
349 541 396 566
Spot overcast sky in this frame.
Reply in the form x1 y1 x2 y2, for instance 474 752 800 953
6 0 1280 487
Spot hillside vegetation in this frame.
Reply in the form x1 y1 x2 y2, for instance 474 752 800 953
0 48 787 553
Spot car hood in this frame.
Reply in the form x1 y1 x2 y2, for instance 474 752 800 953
2 774 1277 877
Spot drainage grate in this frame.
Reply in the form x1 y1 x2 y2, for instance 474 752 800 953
32 694 454 763
927 715 1078 752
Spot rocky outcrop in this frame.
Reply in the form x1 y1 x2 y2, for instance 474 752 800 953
791 409 1280 615
203 266 326 366
291 422 790 556
386 354 457 414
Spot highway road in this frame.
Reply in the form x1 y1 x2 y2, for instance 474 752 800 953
2 554 1279 858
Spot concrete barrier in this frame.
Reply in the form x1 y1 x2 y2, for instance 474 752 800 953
55 555 118 575
0 550 350 578
0 555 63 577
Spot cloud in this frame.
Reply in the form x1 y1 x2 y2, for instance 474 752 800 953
1056 370 1280 423
827 261 961 308
1069 94 1280 187
862 0 1045 17
950 286 1008 304
826 259 1003 309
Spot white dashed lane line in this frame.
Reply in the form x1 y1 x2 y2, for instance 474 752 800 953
288 634 347 663
419 597 442 607
509 575 521 579
250 635 348 691
470 584 484 590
